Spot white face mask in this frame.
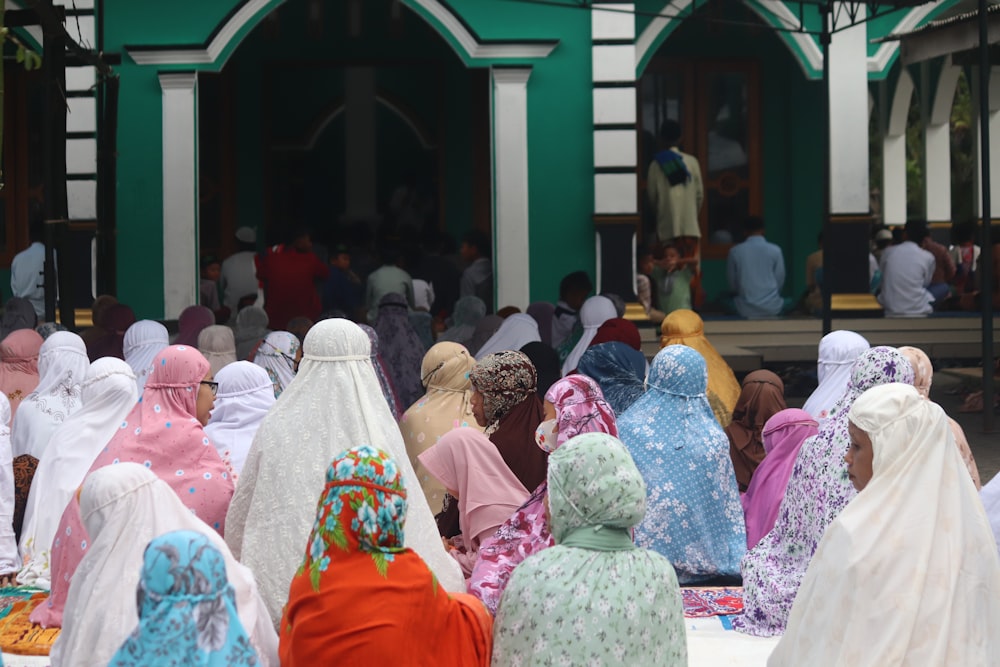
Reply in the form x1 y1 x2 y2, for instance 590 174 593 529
534 418 559 453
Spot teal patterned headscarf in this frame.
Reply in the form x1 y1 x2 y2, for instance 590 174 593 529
547 432 647 550
109 530 258 666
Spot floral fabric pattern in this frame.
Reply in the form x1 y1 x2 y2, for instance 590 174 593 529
733 346 914 636
298 445 407 588
280 445 493 666
109 530 259 666
469 350 536 429
468 375 618 614
617 344 747 584
492 433 687 666
374 293 426 408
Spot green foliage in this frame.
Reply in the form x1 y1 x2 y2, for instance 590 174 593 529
951 71 975 224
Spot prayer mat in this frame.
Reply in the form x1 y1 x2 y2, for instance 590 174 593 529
682 586 744 618
0 588 59 656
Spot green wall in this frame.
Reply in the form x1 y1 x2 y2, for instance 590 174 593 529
645 10 824 302
105 0 593 314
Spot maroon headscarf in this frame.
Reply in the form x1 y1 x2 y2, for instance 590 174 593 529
590 317 642 351
175 306 216 347
86 304 136 361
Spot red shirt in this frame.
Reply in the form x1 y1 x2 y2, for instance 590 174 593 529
255 245 329 329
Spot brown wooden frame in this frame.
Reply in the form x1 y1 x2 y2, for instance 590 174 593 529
638 58 762 260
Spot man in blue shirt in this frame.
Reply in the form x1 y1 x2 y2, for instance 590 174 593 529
726 216 791 318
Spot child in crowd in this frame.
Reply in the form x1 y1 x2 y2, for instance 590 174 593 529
551 271 592 348
636 248 665 324
949 221 980 298
199 256 230 323
652 244 697 316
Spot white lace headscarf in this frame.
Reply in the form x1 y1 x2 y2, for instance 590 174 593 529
224 318 464 625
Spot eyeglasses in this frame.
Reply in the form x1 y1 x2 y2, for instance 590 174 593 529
200 380 219 397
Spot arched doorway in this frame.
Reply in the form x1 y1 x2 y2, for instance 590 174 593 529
197 0 492 279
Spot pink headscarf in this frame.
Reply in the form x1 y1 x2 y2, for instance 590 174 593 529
741 408 819 550
467 375 619 613
544 374 618 449
419 427 529 552
32 345 234 628
174 306 216 347
0 329 42 415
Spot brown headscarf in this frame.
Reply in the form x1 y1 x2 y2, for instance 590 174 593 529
470 351 547 492
725 370 786 491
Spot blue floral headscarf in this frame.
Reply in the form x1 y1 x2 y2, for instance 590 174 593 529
298 445 408 589
109 530 258 666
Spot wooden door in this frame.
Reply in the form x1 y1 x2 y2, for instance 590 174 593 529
0 63 45 267
639 60 761 258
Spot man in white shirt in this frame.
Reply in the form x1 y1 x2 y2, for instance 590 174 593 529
220 227 261 319
10 221 49 319
878 220 936 317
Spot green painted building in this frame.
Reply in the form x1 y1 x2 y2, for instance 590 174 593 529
1 0 974 319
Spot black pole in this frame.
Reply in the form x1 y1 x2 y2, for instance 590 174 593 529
40 0 67 323
821 4 832 335
978 0 995 432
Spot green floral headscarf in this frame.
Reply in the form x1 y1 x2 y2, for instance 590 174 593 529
547 432 647 549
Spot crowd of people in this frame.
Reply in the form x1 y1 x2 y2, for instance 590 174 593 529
0 251 995 664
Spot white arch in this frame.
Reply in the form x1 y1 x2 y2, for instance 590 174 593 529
127 0 557 67
883 69 915 224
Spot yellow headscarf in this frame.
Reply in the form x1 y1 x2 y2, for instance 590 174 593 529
660 309 740 426
400 342 483 513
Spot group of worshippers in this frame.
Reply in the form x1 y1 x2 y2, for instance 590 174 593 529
0 284 995 664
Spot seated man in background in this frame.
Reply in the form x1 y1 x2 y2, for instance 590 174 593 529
726 216 790 318
878 219 935 317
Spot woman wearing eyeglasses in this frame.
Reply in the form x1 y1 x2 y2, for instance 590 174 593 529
30 344 235 630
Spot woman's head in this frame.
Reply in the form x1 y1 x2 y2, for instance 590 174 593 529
846 383 941 491
137 530 232 617
660 309 704 344
0 328 43 362
310 446 407 558
420 342 475 392
546 433 646 543
849 346 915 395
537 375 617 453
80 462 159 538
648 344 707 397
469 351 537 427
898 346 932 398
145 345 213 424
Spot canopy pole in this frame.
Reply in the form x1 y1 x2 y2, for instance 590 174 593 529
978 0 995 432
821 3 832 336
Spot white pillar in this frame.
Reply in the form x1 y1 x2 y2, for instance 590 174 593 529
973 67 1000 218
925 60 961 222
491 67 532 309
345 67 377 218
159 73 199 320
882 70 913 225
828 4 870 214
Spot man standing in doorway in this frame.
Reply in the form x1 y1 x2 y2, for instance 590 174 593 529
647 119 704 260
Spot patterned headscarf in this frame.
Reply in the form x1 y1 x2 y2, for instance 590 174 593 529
735 346 915 637
253 331 300 398
109 530 258 666
374 293 426 408
359 324 403 419
469 351 537 429
576 341 646 415
299 446 407 586
543 375 618 451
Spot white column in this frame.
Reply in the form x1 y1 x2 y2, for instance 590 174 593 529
926 60 961 222
159 73 199 320
491 67 532 309
828 4 870 214
882 70 913 225
974 67 1000 218
345 67 377 218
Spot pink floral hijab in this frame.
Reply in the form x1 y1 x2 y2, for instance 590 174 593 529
544 374 618 449
468 375 618 614
32 345 235 629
